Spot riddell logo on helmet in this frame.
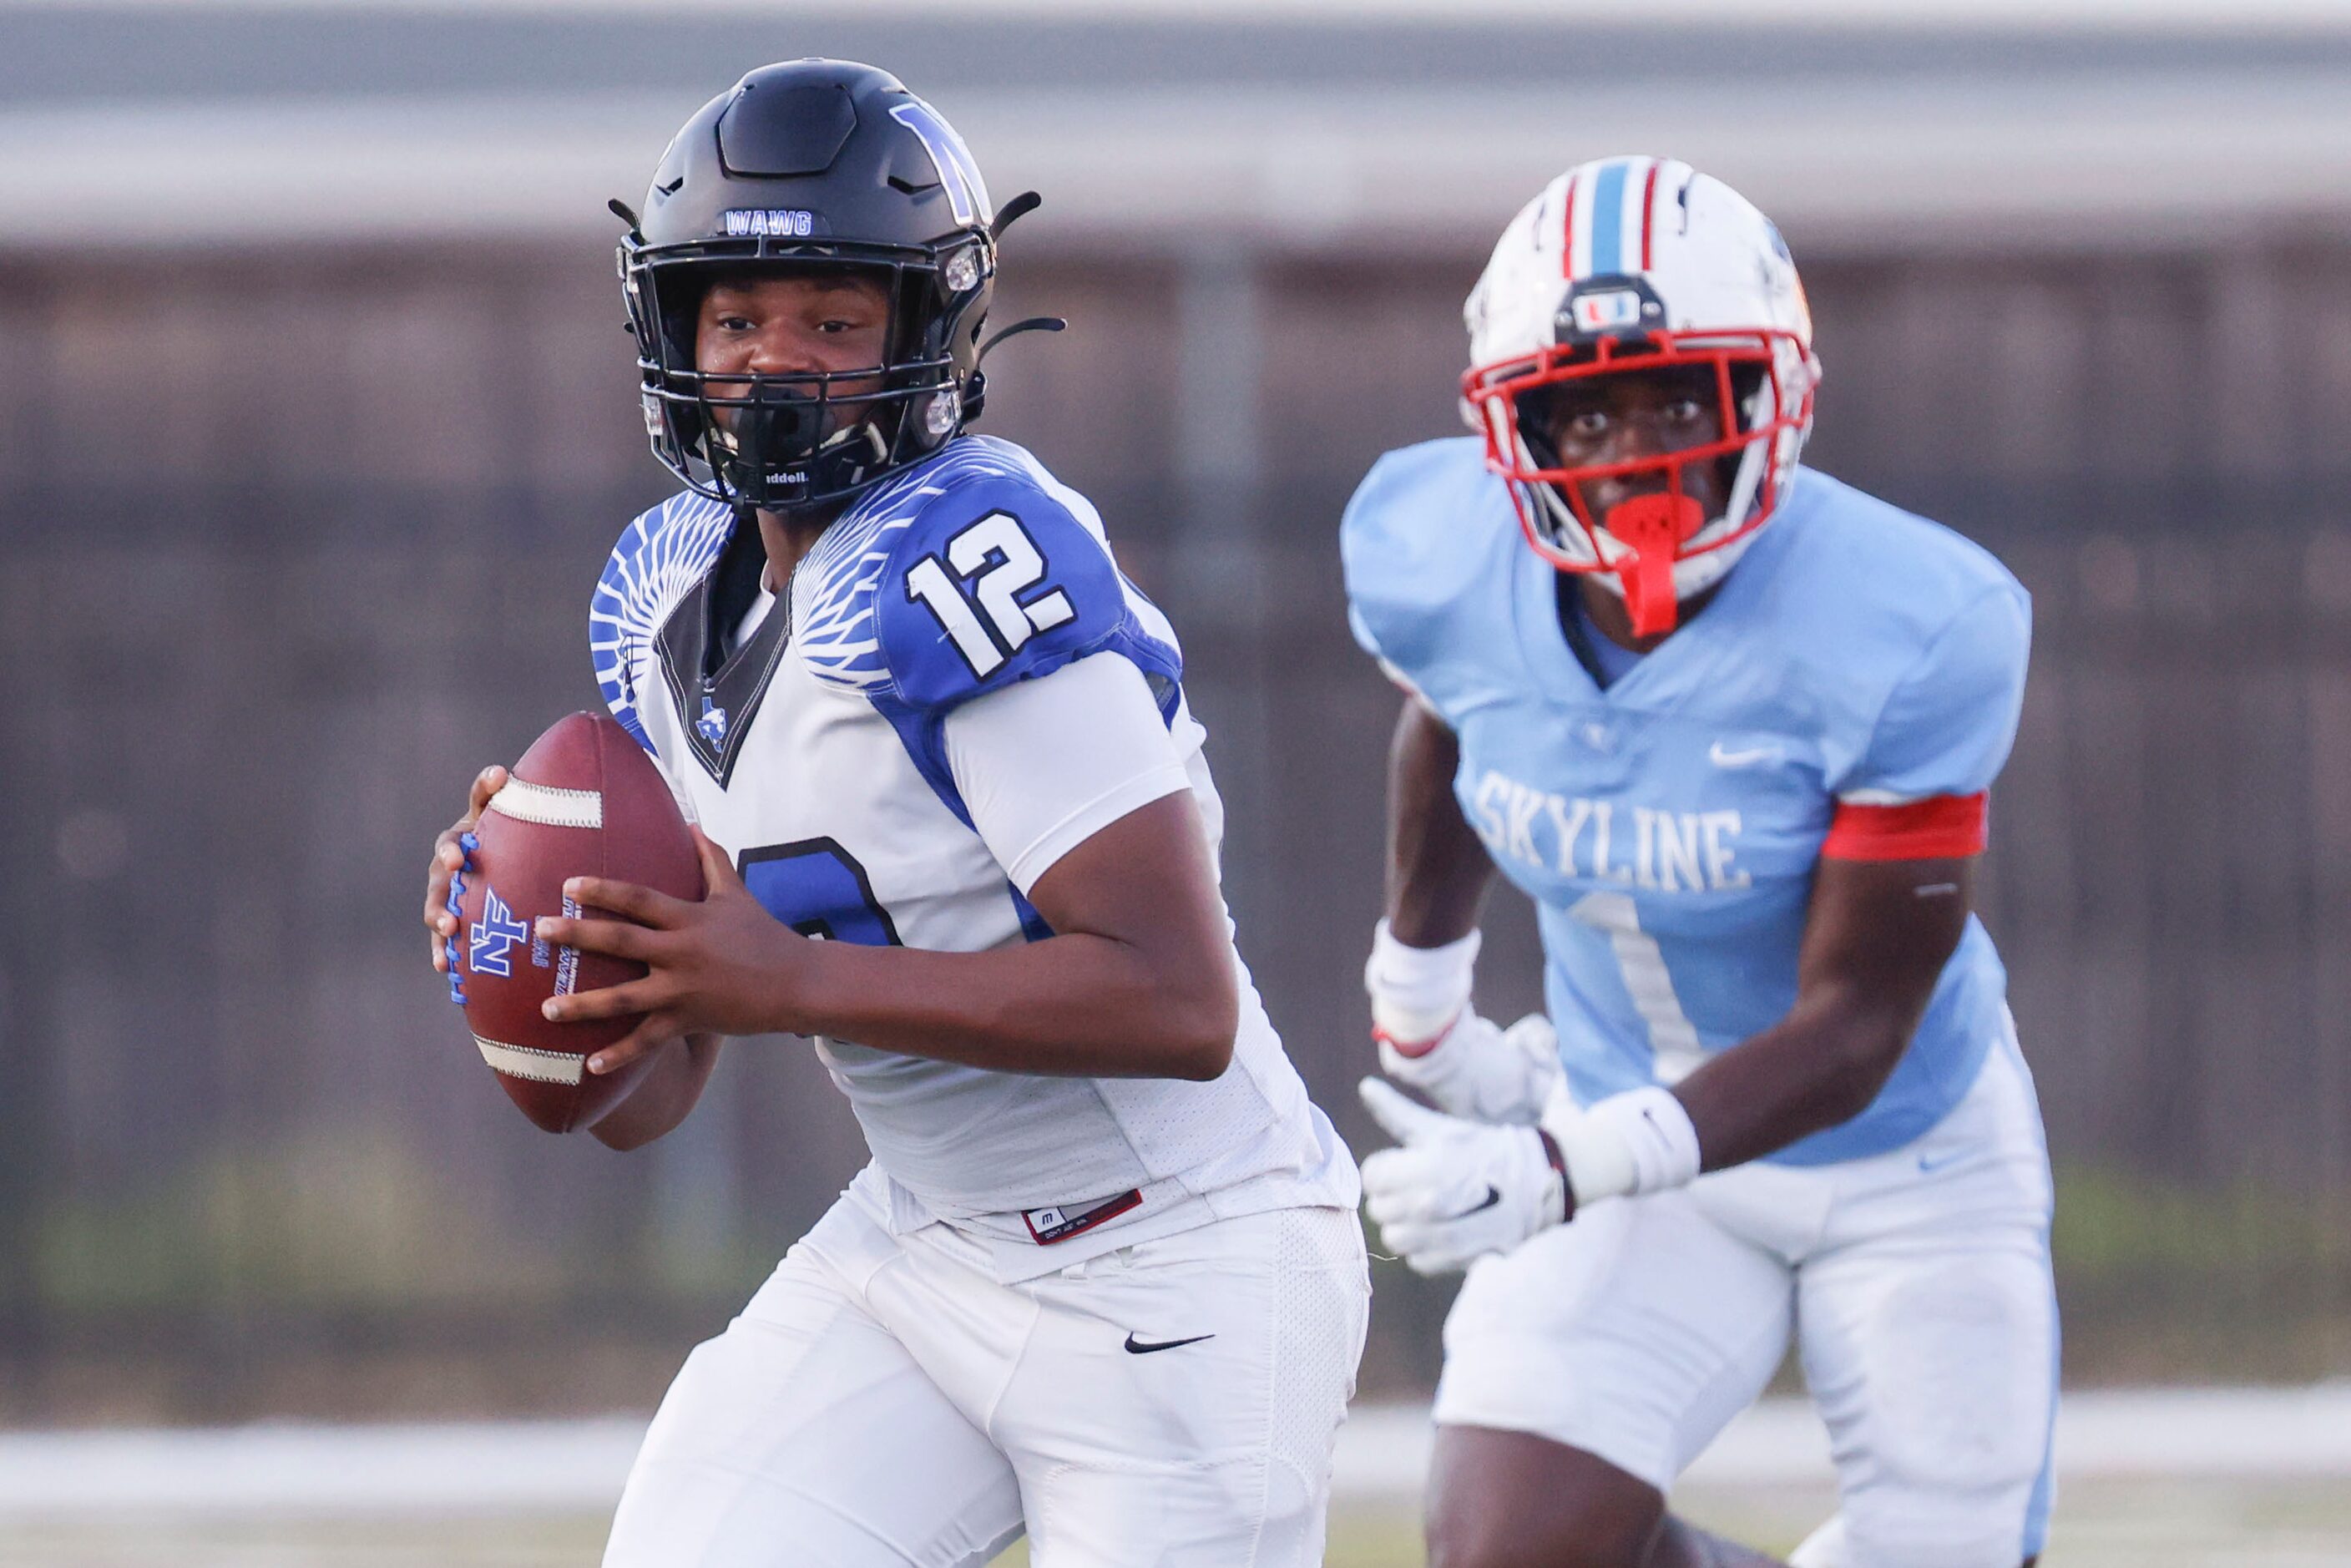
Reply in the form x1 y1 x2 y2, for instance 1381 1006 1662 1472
722 209 817 238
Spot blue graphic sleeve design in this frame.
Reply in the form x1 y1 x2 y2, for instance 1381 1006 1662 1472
872 473 1136 715
589 492 737 751
795 441 1172 710
1839 584 2033 802
790 440 1183 832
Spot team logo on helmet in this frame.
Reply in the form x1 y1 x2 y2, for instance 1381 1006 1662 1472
887 99 993 229
1560 278 1665 341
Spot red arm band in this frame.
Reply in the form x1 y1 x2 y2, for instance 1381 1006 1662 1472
1820 792 1988 861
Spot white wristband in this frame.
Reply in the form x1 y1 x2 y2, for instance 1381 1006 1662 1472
1540 1085 1703 1206
1365 920 1481 1049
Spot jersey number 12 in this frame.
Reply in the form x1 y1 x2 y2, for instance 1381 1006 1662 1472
906 512 1075 680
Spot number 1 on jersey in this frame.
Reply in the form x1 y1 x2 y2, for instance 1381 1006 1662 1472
1568 890 1706 1083
906 511 1075 679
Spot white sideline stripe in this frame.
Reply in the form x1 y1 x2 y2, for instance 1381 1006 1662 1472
488 778 603 830
0 1388 2346 1515
474 1036 584 1085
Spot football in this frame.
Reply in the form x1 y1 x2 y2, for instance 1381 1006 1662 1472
444 712 704 1132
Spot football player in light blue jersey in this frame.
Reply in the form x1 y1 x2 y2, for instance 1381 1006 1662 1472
423 62 1364 1566
1342 158 2056 1568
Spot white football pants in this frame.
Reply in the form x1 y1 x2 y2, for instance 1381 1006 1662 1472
603 1191 1369 1568
1433 1024 2058 1568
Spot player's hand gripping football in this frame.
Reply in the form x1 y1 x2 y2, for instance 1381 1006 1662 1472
532 829 805 1075
423 765 509 974
1358 1079 1571 1276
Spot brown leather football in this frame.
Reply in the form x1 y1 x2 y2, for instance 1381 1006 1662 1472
444 712 704 1132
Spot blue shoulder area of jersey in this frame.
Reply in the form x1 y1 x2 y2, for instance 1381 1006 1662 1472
798 436 1177 707
1734 470 2032 800
1338 437 1524 724
589 489 740 754
801 436 1183 842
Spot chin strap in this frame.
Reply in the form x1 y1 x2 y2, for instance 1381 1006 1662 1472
1602 493 1704 638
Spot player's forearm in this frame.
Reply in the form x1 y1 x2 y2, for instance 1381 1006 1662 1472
1386 699 1496 946
1671 854 1971 1171
779 933 1239 1081
1668 989 1919 1171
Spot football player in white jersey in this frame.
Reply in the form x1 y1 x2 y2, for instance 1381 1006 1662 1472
1342 160 2056 1566
422 60 1364 1567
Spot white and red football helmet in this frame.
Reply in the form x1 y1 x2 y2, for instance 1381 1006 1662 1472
1462 156 1821 636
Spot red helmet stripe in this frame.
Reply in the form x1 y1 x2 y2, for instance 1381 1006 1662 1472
1560 175 1580 278
1639 162 1662 271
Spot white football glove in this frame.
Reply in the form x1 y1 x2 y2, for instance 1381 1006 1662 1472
1379 1011 1564 1126
1359 1073 1710 1276
1365 921 1564 1125
1358 1078 1568 1276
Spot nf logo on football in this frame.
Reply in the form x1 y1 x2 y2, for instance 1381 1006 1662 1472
1571 289 1646 332
722 209 817 238
469 888 531 979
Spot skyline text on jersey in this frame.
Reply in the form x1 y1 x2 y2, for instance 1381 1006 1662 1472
1469 770 1751 893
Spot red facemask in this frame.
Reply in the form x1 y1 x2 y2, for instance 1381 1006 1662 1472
1464 329 1812 638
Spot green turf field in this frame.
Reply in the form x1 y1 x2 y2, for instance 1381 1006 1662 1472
6 1481 2351 1567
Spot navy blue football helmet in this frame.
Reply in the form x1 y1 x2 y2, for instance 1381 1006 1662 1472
619 60 1011 508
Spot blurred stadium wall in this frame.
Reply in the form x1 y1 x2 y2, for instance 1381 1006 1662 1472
3 0 2350 1420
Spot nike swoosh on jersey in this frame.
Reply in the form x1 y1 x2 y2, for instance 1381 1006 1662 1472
1707 741 1782 767
1123 1333 1216 1354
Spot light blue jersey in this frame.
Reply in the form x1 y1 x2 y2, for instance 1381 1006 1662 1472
1342 438 2031 1165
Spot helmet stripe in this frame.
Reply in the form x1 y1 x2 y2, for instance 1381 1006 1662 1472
1639 161 1662 271
1560 173 1580 279
1589 159 1629 275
